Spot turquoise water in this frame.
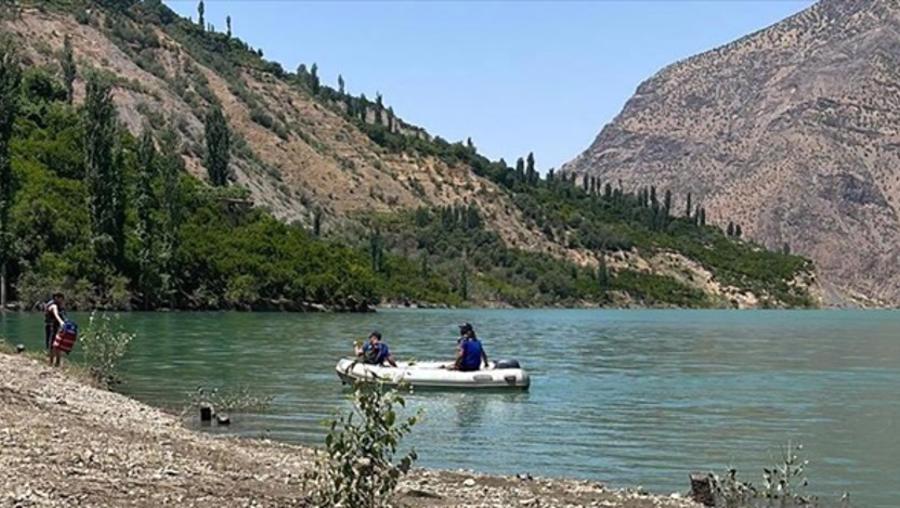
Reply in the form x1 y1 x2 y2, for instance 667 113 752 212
2 309 898 506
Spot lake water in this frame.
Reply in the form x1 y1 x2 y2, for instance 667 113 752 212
2 309 898 506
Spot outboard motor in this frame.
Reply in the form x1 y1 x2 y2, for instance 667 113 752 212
494 358 520 369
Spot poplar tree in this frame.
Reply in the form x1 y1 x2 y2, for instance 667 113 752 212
515 157 525 182
459 253 469 301
375 92 383 125
158 123 184 307
0 42 20 308
204 106 231 186
84 75 125 268
337 74 345 95
525 152 536 184
197 0 205 29
685 192 692 219
727 221 735 237
226 15 232 37
369 229 384 273
597 256 611 290
310 63 320 93
135 126 158 309
663 189 672 217
60 34 76 105
312 207 323 237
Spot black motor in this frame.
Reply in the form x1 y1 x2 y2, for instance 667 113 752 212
494 358 520 369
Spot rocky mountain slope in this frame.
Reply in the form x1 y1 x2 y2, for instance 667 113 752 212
563 0 900 306
0 0 819 308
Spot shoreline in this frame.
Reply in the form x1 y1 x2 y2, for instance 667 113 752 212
0 351 700 507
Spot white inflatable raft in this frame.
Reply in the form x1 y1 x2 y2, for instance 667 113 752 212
335 358 530 390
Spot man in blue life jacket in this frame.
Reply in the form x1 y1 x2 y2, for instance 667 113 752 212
355 331 397 367
455 322 488 371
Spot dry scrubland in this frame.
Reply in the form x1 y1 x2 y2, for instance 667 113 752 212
0 352 700 508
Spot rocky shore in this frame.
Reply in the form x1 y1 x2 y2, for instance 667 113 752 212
0 351 700 507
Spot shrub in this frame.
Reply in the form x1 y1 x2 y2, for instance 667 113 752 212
305 381 421 508
80 312 134 386
708 442 835 507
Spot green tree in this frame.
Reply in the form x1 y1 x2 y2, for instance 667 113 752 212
60 34 76 105
135 126 158 309
226 15 232 37
420 254 429 278
204 106 231 187
685 192 692 219
734 223 743 238
369 228 384 273
310 62 320 93
197 0 205 29
375 92 383 125
84 74 125 268
525 152 536 184
312 207 323 237
727 221 735 237
663 189 672 217
0 41 20 308
459 260 468 301
337 74 345 95
597 256 610 290
515 157 525 182
157 123 183 307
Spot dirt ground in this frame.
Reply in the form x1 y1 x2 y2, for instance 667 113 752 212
0 351 700 508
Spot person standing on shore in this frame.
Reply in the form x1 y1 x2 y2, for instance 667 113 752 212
43 292 65 350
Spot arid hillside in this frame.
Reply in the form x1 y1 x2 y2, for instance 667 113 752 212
1 5 543 249
563 0 900 306
0 1 820 308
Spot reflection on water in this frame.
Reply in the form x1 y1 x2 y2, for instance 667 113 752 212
2 309 899 507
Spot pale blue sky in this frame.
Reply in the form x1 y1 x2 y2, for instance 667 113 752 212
166 1 814 170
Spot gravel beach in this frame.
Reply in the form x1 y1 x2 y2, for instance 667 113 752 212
0 352 700 507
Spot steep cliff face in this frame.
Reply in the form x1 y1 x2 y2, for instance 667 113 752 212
563 0 900 306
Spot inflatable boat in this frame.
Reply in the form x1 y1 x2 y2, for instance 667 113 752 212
335 358 530 390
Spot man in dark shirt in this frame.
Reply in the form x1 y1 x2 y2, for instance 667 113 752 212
355 331 397 367
455 322 488 371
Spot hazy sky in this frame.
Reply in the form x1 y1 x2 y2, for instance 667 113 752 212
166 1 814 171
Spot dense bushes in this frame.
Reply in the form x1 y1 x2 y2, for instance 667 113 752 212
2 70 452 310
370 205 712 307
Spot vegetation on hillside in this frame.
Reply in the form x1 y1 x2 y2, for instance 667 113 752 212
0 64 457 310
0 0 817 310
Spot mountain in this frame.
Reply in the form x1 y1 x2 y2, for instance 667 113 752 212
562 0 900 306
0 0 818 309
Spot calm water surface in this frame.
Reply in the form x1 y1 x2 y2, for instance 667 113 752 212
2 309 898 506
